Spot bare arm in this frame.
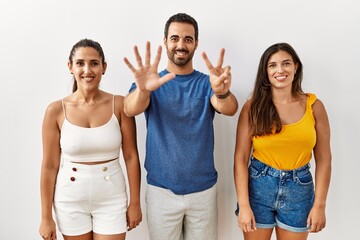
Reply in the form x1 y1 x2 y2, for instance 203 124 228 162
307 99 332 233
123 42 175 117
123 88 151 117
202 49 238 116
210 93 238 116
39 102 62 240
117 96 142 230
233 100 256 232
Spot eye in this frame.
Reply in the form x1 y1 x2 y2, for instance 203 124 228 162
268 64 276 68
170 37 179 42
76 61 84 66
91 61 100 66
185 38 193 43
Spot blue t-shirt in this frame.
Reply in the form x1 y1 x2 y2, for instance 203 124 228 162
130 69 217 194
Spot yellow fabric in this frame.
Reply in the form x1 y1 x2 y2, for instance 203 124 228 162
252 93 317 170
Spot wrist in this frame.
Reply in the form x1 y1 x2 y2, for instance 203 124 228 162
129 200 141 206
216 90 231 99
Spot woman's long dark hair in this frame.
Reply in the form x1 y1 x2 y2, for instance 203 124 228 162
249 43 303 136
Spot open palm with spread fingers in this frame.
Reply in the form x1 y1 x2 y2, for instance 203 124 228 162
124 41 175 92
202 48 231 95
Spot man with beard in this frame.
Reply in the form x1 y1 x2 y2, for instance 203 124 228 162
123 13 238 240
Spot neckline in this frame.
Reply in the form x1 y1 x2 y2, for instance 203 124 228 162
282 94 310 127
63 114 117 129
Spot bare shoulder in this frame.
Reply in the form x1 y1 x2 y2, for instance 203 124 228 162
114 95 125 109
313 97 327 112
241 99 252 112
113 95 126 120
237 99 252 123
45 99 63 117
312 97 330 123
42 99 64 129
114 94 125 101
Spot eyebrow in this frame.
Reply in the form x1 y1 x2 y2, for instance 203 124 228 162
169 35 194 40
268 59 292 64
74 59 100 62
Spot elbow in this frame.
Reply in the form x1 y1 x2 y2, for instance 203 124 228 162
222 104 239 116
124 106 135 117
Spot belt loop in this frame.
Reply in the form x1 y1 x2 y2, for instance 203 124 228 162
293 168 298 182
262 166 269 176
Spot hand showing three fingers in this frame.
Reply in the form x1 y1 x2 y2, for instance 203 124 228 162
123 41 175 93
202 48 231 95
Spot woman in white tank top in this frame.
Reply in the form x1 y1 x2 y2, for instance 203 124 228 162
39 39 142 240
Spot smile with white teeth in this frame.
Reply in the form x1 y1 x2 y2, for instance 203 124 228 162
175 50 188 56
82 76 94 81
275 76 287 81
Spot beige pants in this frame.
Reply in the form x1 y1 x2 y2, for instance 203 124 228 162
145 183 218 240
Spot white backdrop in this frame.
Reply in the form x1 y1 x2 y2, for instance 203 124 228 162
0 0 359 239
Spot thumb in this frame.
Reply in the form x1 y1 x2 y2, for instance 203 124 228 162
307 216 311 229
159 73 176 85
251 217 257 230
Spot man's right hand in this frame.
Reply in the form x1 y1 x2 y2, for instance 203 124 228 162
123 41 175 92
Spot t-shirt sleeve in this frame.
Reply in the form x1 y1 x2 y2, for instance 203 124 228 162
129 82 137 93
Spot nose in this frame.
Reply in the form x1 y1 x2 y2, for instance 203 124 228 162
277 65 284 73
177 38 185 48
83 63 90 73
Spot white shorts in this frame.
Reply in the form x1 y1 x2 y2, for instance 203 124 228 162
54 160 128 236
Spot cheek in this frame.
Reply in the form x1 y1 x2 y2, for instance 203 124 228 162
267 69 274 76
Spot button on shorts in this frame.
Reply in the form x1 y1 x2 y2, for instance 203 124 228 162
236 158 314 232
54 160 128 236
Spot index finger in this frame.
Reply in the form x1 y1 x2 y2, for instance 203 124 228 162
215 48 225 68
201 51 214 71
123 57 136 73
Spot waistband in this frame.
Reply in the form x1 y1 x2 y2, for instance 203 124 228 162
61 158 121 174
250 157 311 179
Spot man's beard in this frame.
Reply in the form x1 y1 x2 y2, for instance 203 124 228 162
167 48 194 66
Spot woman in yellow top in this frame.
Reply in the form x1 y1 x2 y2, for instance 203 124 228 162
234 43 331 240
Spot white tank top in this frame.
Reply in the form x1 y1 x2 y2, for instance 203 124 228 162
60 95 122 162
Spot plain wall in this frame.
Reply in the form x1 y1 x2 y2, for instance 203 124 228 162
0 0 359 239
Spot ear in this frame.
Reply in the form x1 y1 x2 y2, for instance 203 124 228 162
294 63 299 73
163 36 167 46
67 61 73 74
195 39 199 50
102 62 107 75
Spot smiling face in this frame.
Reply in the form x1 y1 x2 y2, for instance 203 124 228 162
68 47 107 92
267 50 298 91
164 22 198 73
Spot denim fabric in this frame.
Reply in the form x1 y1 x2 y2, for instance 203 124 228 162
235 158 314 232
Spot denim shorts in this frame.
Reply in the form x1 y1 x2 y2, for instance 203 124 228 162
235 158 314 232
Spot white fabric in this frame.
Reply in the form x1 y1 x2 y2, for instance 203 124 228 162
145 184 218 240
54 160 128 235
60 96 122 163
